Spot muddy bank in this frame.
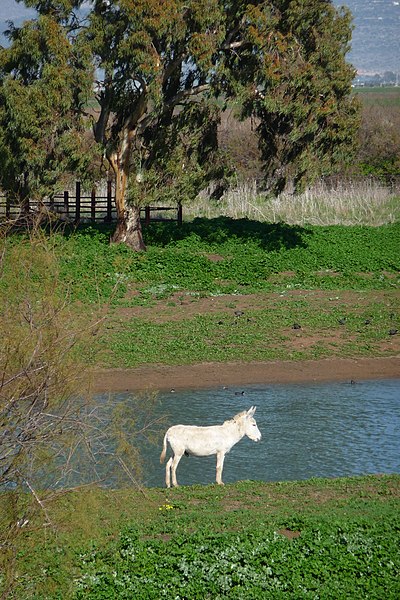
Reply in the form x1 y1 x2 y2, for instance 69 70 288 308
92 356 400 393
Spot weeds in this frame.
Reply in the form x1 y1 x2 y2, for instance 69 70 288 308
1 476 398 599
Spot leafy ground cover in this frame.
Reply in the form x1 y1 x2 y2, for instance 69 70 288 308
52 220 400 304
3 220 399 368
2 475 399 599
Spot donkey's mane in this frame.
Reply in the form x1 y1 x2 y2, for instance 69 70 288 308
224 410 248 425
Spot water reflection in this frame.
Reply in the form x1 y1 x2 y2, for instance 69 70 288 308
99 379 400 488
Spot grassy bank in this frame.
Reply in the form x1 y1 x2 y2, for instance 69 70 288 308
2 221 399 368
100 289 399 367
1 475 399 598
6 220 399 304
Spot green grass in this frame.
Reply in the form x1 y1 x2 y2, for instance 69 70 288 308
3 221 399 368
2 475 399 599
35 220 400 303
97 295 399 367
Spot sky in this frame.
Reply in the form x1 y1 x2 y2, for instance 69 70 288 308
0 0 399 74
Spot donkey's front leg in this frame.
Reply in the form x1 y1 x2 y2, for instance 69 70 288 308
216 451 226 485
171 452 183 487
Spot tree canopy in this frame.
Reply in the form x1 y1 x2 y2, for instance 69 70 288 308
0 10 94 210
0 0 360 248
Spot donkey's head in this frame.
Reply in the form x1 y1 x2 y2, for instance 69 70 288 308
238 406 261 442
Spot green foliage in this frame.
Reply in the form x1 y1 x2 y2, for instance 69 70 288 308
55 226 138 304
359 158 400 179
0 13 95 204
236 1 361 193
127 220 399 295
75 512 400 598
3 476 398 599
2 1 359 249
18 221 398 305
128 101 227 207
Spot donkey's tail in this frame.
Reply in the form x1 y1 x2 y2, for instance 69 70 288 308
160 431 168 464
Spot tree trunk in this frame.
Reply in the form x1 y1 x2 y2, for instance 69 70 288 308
111 205 146 251
109 148 147 251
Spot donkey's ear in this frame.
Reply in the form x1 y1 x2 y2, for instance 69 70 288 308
247 406 256 416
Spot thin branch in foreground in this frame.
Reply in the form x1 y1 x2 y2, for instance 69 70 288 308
117 456 149 499
19 474 54 530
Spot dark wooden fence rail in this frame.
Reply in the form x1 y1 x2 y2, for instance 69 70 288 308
0 181 183 225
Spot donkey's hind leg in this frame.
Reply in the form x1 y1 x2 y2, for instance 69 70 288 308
171 452 184 487
166 457 173 488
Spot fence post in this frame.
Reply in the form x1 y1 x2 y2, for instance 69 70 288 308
75 181 81 223
177 202 183 226
64 190 69 218
6 197 11 219
145 205 151 226
91 187 96 223
106 180 113 223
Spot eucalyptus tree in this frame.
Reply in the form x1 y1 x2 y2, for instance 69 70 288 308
1 1 359 250
86 0 229 250
88 0 360 250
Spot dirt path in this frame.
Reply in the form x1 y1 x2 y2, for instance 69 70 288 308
92 356 400 392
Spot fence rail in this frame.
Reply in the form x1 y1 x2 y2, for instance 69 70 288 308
0 181 182 225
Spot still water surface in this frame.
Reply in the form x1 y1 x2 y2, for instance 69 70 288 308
106 378 400 488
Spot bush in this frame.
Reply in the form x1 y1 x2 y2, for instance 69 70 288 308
0 229 163 597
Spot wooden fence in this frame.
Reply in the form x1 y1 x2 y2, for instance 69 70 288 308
0 181 183 225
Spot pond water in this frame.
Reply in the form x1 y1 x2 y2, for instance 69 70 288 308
104 378 400 488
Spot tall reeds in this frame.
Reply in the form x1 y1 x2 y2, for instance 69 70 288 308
187 178 400 225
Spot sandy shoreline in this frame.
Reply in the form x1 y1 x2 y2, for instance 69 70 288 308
92 356 400 393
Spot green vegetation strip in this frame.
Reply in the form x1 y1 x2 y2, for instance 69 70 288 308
2 476 399 599
4 222 398 305
354 86 400 106
97 294 398 367
40 221 400 303
3 222 399 367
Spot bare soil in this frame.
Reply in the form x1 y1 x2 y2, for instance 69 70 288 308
92 356 399 393
117 289 394 322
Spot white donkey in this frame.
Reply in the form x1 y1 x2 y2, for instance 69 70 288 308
160 406 261 487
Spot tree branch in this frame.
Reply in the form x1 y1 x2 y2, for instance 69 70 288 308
21 475 54 528
138 83 210 135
